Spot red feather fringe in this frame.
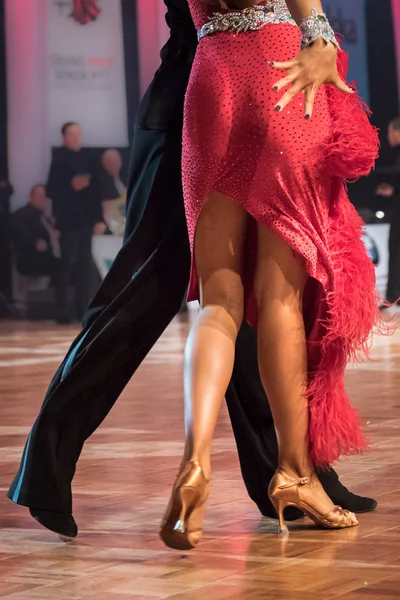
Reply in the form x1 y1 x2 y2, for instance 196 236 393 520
325 50 380 183
324 50 380 217
306 48 388 467
307 198 387 466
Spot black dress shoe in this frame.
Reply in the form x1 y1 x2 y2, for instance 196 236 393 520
29 508 78 539
318 469 377 514
324 483 377 513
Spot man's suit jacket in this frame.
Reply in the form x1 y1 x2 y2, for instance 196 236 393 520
136 0 197 132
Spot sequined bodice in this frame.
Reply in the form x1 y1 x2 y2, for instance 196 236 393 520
186 0 211 29
187 0 290 29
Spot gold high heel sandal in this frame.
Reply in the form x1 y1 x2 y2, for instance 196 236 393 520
160 460 209 550
269 470 359 534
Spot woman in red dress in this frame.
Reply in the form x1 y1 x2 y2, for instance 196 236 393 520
161 0 381 549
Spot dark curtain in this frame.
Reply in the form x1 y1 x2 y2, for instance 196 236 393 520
349 0 399 215
0 0 13 305
366 0 399 162
0 0 7 175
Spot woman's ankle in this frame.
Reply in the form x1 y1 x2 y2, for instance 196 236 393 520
182 450 211 481
278 459 314 480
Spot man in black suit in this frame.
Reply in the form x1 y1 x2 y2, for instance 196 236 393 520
47 122 106 324
8 0 376 539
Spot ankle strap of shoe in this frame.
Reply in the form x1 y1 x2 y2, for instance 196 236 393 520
279 476 310 490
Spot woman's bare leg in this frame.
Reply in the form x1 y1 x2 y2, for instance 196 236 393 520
254 227 311 477
254 226 352 518
160 192 250 549
183 192 249 479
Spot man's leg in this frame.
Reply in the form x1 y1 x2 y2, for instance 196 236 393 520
226 323 277 517
8 129 189 517
228 322 378 517
54 231 78 323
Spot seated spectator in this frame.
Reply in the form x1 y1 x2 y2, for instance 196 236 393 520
98 149 126 236
12 184 60 278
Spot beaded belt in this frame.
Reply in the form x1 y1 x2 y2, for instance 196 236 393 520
197 0 296 42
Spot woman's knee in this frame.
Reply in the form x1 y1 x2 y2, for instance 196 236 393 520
254 254 307 316
255 275 304 318
255 226 307 312
202 288 244 330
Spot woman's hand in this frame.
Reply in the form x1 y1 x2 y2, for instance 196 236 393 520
271 39 353 119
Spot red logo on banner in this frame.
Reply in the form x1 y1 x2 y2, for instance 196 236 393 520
71 0 101 25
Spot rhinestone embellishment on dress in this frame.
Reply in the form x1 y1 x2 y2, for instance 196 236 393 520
197 1 296 41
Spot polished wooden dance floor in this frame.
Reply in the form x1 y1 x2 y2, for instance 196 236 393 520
1 316 400 600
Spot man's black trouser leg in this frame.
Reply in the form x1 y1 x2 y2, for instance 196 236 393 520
75 225 97 321
8 129 190 513
55 231 79 321
225 324 277 515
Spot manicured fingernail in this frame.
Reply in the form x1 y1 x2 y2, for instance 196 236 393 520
349 87 355 92
273 85 278 92
268 61 275 67
305 114 311 120
275 105 281 112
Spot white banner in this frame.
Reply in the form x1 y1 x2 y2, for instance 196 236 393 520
47 0 128 147
363 224 390 299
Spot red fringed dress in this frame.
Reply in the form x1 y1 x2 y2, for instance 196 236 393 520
183 0 381 467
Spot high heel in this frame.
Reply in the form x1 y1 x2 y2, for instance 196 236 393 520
269 470 359 534
160 460 209 551
270 498 289 534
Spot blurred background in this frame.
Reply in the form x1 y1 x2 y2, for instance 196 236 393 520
0 0 399 322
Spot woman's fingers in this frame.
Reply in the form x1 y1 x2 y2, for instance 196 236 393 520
304 85 318 119
274 80 304 112
270 52 353 114
269 60 298 71
272 71 299 93
332 76 354 95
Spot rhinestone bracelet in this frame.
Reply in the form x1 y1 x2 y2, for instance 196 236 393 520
300 8 339 50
